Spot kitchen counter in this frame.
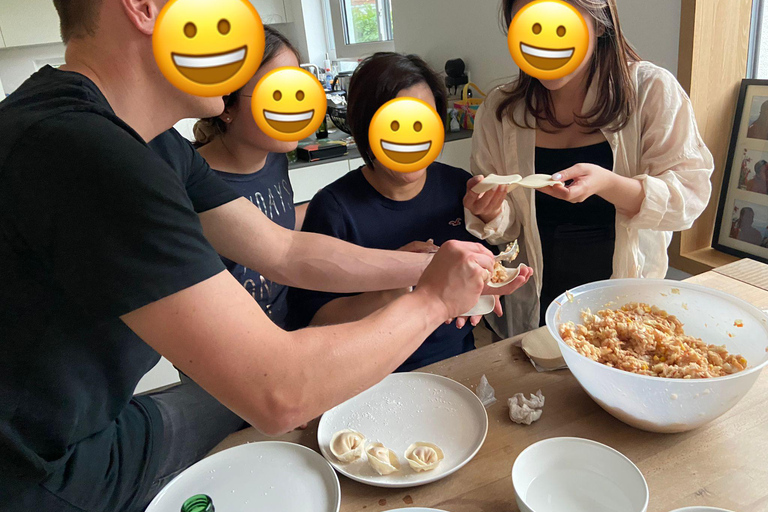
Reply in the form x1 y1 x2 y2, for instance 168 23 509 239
289 128 474 171
213 259 768 512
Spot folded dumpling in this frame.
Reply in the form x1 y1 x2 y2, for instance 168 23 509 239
404 442 444 472
330 429 365 463
366 443 400 475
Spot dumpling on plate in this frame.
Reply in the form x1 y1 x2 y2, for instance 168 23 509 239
404 442 444 472
366 443 401 475
330 429 365 463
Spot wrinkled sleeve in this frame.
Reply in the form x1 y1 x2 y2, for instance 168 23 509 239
465 100 521 245
624 68 714 231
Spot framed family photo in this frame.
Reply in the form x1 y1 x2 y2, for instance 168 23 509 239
713 80 768 264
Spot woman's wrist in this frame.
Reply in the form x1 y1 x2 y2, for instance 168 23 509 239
479 207 503 225
599 172 645 217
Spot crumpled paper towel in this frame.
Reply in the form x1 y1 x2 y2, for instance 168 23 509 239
475 374 497 408
508 389 545 425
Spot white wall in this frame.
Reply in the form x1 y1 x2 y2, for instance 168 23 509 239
283 0 331 67
392 0 682 93
0 42 65 95
0 22 307 97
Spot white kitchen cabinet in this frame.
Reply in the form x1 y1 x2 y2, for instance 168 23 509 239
0 0 62 47
290 159 350 204
438 137 472 171
135 358 180 395
252 0 288 24
348 157 365 171
0 0 285 51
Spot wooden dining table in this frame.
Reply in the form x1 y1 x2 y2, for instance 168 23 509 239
213 258 768 512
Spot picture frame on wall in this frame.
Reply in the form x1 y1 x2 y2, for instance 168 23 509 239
713 79 768 264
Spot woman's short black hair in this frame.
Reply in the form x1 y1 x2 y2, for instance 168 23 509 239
347 52 447 169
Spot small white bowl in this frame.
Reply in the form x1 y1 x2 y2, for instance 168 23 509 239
512 437 649 512
669 508 734 512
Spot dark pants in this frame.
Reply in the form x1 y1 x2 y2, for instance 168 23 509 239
135 376 248 511
6 376 246 512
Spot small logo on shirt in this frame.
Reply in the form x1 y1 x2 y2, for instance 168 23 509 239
449 218 462 227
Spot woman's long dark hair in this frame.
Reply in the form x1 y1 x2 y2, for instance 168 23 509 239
193 26 301 146
497 0 641 132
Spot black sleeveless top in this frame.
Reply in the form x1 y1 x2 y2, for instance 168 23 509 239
534 141 615 324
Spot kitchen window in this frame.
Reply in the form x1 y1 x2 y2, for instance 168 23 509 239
325 0 395 59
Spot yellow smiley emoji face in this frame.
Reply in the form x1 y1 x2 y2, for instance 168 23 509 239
369 98 444 174
153 0 265 97
251 67 327 142
508 0 589 81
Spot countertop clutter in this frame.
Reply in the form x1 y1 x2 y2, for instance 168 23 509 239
212 259 768 512
289 128 474 171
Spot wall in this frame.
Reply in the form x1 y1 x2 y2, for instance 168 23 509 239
0 42 65 95
392 0 682 93
0 20 306 98
283 0 331 67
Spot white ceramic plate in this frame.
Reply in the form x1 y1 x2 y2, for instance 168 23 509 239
146 441 341 512
318 372 488 488
512 437 649 512
461 295 495 316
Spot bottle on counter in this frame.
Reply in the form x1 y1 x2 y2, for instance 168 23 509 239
315 115 329 139
181 494 214 512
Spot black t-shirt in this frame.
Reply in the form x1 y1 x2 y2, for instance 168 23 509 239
213 153 296 328
0 66 239 509
534 141 616 321
287 164 476 371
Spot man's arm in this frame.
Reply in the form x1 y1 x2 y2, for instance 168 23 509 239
294 203 308 231
122 241 516 436
310 290 407 326
200 198 431 293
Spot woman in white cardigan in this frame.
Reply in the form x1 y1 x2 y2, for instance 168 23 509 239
464 0 714 338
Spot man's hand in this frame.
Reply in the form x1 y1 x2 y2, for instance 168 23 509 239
464 176 509 224
413 240 495 321
450 264 534 328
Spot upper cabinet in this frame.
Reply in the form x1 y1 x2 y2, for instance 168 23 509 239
0 0 287 49
0 0 62 47
252 0 289 25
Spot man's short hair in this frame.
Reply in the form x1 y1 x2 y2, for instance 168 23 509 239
53 0 104 43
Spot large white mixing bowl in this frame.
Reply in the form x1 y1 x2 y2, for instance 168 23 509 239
545 279 768 433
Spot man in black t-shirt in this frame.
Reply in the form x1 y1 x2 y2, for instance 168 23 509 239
0 2 529 511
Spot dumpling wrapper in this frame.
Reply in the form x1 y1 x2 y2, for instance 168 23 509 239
518 174 560 189
366 443 401 475
508 390 545 425
471 174 523 195
487 263 525 288
330 429 365 463
404 442 444 472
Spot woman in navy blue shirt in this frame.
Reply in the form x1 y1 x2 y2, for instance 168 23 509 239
193 27 307 329
288 53 520 371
